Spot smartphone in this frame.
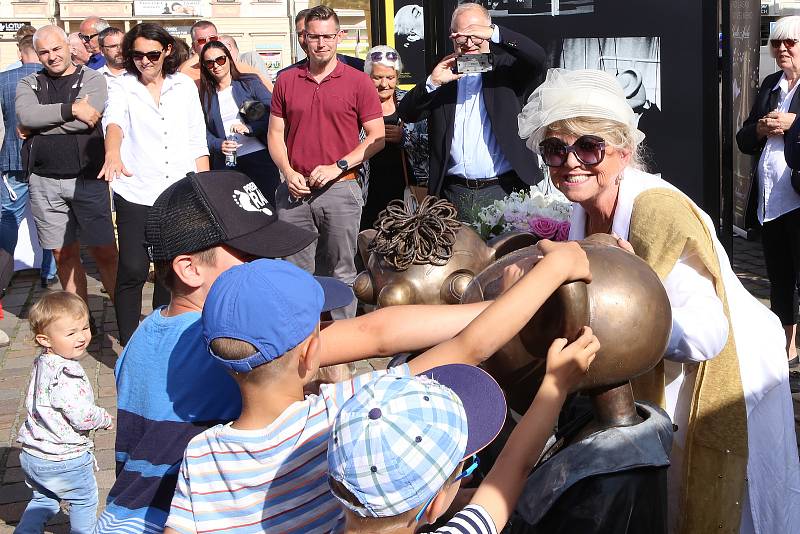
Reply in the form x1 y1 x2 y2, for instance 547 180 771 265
453 53 493 74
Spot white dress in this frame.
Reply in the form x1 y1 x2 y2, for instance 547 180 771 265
568 168 800 534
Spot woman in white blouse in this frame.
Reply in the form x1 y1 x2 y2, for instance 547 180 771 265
737 15 800 366
99 23 209 346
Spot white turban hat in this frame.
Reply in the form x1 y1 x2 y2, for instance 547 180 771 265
518 68 646 153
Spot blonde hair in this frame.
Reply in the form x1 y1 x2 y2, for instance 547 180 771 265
29 291 89 337
545 116 647 170
210 336 298 383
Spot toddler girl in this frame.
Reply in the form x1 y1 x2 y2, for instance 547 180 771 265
15 291 112 534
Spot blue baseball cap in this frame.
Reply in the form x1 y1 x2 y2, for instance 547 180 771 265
328 364 507 517
202 259 354 373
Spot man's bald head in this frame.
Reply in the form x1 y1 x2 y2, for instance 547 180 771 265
68 32 90 65
79 16 109 54
33 25 68 49
218 35 239 58
33 26 74 76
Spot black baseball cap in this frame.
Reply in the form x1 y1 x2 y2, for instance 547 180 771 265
145 171 316 261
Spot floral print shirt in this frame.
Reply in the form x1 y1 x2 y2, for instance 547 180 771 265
17 353 112 460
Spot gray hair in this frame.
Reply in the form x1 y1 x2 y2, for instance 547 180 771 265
94 18 111 32
450 2 491 31
33 25 68 49
770 15 800 41
364 45 403 75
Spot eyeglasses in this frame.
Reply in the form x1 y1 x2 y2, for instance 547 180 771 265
101 43 122 51
203 55 228 69
370 51 399 63
79 32 99 43
414 455 480 523
770 38 799 49
453 34 486 46
195 35 219 46
306 33 338 43
131 49 164 63
539 135 607 167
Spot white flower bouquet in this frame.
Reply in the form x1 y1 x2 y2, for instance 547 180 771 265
470 187 572 241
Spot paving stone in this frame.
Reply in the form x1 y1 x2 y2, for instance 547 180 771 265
2 468 24 485
0 482 30 505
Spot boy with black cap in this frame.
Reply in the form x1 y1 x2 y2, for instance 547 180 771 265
327 339 597 533
99 170 501 534
164 239 596 534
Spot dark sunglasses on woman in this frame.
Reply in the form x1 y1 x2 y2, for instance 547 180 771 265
131 50 164 62
203 56 228 69
770 38 799 49
539 135 606 167
370 51 398 62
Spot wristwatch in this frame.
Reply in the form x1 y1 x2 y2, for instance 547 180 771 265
336 159 349 173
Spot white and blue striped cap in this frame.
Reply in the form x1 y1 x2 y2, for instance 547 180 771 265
327 364 506 517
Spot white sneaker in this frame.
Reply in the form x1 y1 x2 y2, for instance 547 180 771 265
0 329 10 347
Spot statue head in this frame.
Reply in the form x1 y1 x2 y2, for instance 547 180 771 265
461 234 672 413
354 197 537 307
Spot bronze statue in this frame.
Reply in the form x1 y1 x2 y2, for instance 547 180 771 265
354 199 674 532
462 234 674 534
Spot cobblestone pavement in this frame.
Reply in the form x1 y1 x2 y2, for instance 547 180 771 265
0 236 788 531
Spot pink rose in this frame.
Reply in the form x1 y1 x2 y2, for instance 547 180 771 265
529 217 558 239
555 220 571 241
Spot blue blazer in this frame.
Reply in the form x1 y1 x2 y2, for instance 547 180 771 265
203 75 272 168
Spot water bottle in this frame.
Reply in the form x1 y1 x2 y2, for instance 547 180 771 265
225 133 238 167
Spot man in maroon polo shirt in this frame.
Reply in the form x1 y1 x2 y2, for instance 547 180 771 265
268 5 384 319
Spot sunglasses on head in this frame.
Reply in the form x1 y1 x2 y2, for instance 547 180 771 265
131 49 164 62
203 55 228 69
414 455 480 522
79 32 99 43
370 51 398 63
771 38 799 49
195 35 219 46
539 135 606 167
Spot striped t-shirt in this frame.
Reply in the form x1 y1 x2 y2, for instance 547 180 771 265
435 504 497 534
165 364 411 534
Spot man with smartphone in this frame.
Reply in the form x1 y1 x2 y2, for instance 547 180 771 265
398 1 545 219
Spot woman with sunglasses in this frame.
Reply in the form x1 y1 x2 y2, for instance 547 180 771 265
519 68 799 534
198 40 279 203
360 45 428 230
737 16 800 369
99 23 209 346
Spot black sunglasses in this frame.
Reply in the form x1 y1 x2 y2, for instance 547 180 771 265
131 49 164 62
79 32 99 43
539 135 606 167
370 51 398 62
771 38 799 49
203 55 228 69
